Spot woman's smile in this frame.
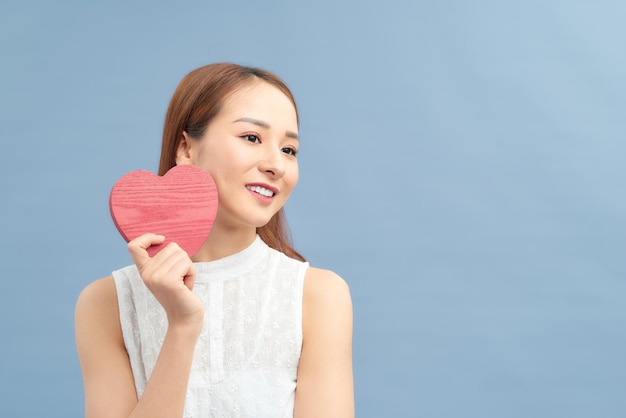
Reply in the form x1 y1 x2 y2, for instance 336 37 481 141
246 183 278 203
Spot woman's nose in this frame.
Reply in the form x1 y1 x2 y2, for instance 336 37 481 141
258 148 286 178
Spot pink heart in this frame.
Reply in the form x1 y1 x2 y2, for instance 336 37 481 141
109 164 218 257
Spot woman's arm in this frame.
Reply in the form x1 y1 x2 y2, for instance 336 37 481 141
75 276 139 417
75 234 203 418
294 267 354 418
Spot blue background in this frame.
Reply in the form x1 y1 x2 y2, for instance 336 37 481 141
1 1 624 417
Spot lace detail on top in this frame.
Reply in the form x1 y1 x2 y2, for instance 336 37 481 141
113 236 308 418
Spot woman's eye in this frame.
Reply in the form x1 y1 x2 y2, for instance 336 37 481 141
282 147 298 156
242 134 260 143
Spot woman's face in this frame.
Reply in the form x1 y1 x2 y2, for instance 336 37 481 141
177 80 299 230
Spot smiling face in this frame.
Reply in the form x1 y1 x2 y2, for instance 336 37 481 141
176 80 299 231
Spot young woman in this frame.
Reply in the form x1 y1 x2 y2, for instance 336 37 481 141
75 63 354 418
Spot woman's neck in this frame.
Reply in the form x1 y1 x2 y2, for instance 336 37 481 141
191 222 257 262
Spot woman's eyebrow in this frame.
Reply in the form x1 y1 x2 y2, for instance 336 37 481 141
233 117 299 140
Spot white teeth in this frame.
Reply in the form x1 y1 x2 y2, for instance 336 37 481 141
246 185 274 197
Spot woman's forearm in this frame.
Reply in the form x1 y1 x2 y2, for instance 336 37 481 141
128 324 201 418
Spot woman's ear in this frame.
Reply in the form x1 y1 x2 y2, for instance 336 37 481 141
175 132 193 165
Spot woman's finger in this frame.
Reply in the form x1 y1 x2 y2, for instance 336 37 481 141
139 242 195 290
127 233 166 268
182 264 196 292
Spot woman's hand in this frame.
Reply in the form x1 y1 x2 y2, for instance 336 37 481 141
127 233 204 335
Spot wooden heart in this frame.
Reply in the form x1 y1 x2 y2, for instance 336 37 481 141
109 164 218 257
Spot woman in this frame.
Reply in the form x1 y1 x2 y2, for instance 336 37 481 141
75 63 354 418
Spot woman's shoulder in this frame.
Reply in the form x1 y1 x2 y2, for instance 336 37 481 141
304 267 350 292
302 267 352 323
75 276 120 334
76 276 117 307
75 275 126 356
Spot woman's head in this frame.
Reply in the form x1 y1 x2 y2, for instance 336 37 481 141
160 63 304 261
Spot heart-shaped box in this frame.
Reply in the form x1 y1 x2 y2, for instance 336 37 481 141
109 164 218 257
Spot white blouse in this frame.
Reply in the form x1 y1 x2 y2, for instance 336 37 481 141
113 236 309 417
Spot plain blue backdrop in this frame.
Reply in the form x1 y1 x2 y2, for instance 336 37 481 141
1 1 624 417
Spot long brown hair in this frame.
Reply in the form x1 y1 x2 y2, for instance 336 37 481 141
158 63 305 261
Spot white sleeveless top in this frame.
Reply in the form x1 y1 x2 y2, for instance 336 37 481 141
113 236 309 417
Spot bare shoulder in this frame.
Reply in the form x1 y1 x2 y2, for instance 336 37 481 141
76 276 118 319
303 267 352 306
75 276 122 345
302 267 353 336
